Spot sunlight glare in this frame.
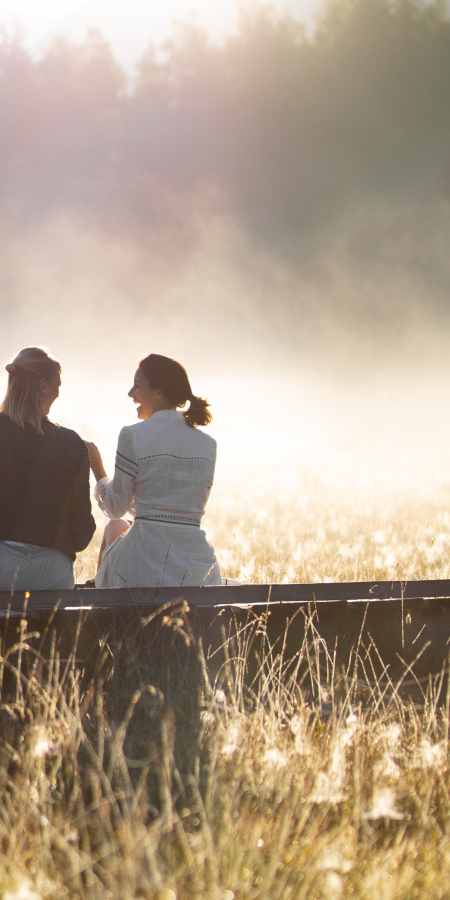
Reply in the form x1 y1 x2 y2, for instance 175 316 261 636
0 0 324 68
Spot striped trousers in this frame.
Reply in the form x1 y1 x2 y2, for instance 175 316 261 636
0 542 74 591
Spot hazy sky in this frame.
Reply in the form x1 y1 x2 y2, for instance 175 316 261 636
0 0 322 68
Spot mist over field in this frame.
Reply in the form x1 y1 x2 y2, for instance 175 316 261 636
1 0 450 482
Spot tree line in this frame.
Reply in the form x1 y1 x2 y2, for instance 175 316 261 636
1 0 450 250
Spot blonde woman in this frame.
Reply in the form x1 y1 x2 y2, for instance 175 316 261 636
0 347 96 591
86 353 222 588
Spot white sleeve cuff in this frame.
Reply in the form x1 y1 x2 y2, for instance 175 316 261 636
94 476 109 501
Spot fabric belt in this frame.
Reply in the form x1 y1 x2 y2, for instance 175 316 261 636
135 516 200 527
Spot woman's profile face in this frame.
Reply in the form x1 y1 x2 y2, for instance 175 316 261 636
128 368 168 420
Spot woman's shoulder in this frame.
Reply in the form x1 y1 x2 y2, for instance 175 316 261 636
0 414 21 438
0 414 87 457
158 412 217 456
48 421 88 458
117 422 140 445
115 423 140 460
187 424 217 451
123 413 217 459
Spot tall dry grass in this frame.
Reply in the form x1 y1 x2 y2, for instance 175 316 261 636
76 469 450 585
50 468 450 899
0 600 449 899
205 470 450 585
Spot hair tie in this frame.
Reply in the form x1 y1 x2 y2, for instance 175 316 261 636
5 363 17 376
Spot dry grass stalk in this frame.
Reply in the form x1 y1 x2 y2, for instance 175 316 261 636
0 603 447 898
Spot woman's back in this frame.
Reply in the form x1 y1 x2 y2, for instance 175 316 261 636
0 346 96 592
115 409 216 525
0 414 95 558
91 354 222 588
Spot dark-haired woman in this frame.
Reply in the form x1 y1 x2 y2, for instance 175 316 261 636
0 347 96 591
86 354 222 588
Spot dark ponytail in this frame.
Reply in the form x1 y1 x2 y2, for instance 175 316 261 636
184 395 212 428
139 353 212 428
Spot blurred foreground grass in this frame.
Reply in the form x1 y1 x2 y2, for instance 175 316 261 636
0 603 450 899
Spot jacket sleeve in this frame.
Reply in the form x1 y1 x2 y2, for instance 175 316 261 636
67 450 97 552
94 427 137 519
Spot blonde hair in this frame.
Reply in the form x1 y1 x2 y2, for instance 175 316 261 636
1 347 61 434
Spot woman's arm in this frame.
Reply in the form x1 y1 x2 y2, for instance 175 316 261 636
86 428 138 520
85 442 107 482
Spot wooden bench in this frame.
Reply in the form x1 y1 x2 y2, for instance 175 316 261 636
1 579 450 613
2 581 450 677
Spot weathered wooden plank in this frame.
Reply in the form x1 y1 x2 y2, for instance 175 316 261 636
0 579 449 613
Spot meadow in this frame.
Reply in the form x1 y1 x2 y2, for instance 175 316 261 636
2 468 450 900
77 466 450 586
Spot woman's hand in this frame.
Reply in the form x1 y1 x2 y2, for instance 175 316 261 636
85 441 108 482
